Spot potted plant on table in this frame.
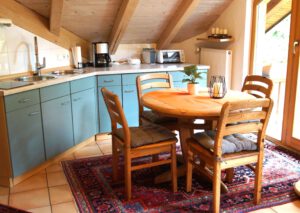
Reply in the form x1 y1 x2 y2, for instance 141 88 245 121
182 65 204 95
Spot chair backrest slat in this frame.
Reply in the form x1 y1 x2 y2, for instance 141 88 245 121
141 82 171 91
227 111 267 124
242 75 273 98
136 73 173 122
214 98 273 156
101 87 130 147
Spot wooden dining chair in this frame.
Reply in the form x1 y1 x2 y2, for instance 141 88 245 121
186 98 273 213
136 73 178 130
101 87 178 200
242 75 273 98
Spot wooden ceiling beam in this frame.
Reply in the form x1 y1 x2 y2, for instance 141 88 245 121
157 0 201 50
109 0 139 54
50 0 64 35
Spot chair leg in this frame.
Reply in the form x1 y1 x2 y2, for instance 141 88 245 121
254 152 264 204
186 149 193 192
225 168 234 183
171 143 178 192
112 138 119 182
124 150 132 201
213 162 221 213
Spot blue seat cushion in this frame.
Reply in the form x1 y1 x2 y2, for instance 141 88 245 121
192 130 257 154
115 123 177 148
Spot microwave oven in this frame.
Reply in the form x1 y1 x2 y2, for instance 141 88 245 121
156 50 185 63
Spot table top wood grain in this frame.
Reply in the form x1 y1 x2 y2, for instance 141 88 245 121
141 88 255 119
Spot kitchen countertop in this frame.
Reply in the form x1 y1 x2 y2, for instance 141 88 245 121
0 64 210 96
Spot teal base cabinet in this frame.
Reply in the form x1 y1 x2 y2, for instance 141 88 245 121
72 88 98 144
5 89 45 177
98 75 122 133
6 104 45 177
122 85 139 127
42 95 74 159
98 85 122 133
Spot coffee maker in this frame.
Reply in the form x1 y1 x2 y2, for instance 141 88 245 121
93 42 111 67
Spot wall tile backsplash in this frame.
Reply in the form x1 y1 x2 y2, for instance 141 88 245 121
0 25 71 76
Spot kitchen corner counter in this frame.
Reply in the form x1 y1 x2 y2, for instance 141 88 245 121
0 64 209 96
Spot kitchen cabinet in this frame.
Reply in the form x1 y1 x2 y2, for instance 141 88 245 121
122 84 139 127
72 88 98 144
5 90 45 177
98 75 122 133
71 77 98 144
41 83 74 160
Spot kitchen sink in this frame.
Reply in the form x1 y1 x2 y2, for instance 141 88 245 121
51 70 77 76
15 75 56 82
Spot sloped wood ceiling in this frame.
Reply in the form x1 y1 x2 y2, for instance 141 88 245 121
16 0 232 45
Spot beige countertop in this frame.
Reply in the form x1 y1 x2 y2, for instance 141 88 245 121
0 64 210 96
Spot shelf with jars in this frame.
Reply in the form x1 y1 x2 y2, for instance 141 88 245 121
197 27 234 43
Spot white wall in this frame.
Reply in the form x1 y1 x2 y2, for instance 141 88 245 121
0 25 71 76
111 43 156 62
169 0 253 90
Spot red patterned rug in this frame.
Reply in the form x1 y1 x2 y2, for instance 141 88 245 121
62 142 300 212
0 204 29 213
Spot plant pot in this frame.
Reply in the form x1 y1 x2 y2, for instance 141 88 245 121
187 83 198 95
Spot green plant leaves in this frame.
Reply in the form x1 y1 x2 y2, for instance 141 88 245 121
182 65 204 84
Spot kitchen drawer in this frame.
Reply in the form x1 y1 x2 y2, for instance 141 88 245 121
40 82 70 102
5 89 40 112
122 72 166 85
71 76 96 93
98 75 121 87
122 73 140 85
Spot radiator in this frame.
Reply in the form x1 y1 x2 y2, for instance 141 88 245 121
200 48 232 89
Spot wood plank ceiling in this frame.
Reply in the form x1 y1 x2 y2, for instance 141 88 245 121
16 0 233 52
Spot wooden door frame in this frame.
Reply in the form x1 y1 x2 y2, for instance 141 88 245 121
249 0 300 150
282 0 300 149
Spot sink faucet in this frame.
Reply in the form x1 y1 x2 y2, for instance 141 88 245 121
34 36 46 76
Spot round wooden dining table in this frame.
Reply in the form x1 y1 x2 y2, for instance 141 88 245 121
141 88 255 187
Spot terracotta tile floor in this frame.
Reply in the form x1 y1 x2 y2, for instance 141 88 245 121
0 138 299 213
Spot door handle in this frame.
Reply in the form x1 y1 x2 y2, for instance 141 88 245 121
124 90 134 93
104 80 114 83
293 40 299 55
28 111 40 116
73 97 82 102
18 98 31 103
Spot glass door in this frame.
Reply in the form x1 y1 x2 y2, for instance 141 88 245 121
250 0 292 141
282 0 300 149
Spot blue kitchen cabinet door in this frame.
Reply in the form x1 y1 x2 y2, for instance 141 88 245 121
6 104 45 177
72 88 98 144
122 85 139 127
42 95 74 159
98 86 122 133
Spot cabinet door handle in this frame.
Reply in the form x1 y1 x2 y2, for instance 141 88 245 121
124 90 134 93
104 80 114 83
61 101 70 106
18 98 31 103
28 111 40 116
73 97 82 102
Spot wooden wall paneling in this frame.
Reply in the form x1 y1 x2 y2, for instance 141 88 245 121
50 0 64 35
173 0 233 42
16 0 50 18
0 93 12 187
62 0 122 42
109 0 139 54
121 0 182 44
157 0 202 49
0 0 89 58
